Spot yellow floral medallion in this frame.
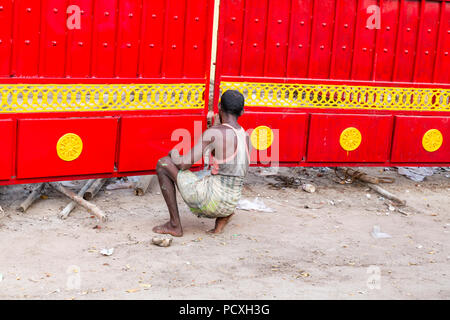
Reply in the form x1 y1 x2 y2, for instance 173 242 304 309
340 127 362 152
422 129 443 152
57 133 83 161
250 126 274 151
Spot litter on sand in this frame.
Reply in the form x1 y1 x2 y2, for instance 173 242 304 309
302 183 316 193
237 197 275 213
269 175 301 189
397 167 436 182
256 167 279 176
152 237 172 247
100 248 114 256
371 225 392 239
127 176 140 183
126 288 140 293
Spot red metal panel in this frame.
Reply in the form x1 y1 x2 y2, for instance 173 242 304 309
330 0 357 79
307 114 393 162
220 0 245 76
139 0 166 77
213 0 450 169
11 0 41 77
3 0 214 81
414 1 440 82
394 0 420 82
183 0 209 78
434 1 450 83
351 0 378 80
376 0 401 81
238 112 308 164
0 0 13 76
66 0 94 77
0 119 14 180
391 115 450 163
116 0 142 78
118 115 204 172
39 0 69 77
162 0 186 77
309 0 336 78
286 0 313 78
91 0 118 78
216 0 450 85
17 118 118 179
240 0 269 76
263 0 290 77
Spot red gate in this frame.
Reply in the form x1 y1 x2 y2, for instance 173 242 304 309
0 0 214 185
214 0 450 167
0 0 449 186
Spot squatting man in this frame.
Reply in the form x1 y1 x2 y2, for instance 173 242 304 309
153 90 251 237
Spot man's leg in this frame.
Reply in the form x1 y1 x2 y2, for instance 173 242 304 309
153 156 183 237
207 213 235 234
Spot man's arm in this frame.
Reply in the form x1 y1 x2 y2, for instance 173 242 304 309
169 128 217 171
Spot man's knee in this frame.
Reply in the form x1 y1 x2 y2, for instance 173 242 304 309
156 156 172 173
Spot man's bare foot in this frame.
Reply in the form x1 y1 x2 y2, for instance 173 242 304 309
207 214 234 234
153 221 183 237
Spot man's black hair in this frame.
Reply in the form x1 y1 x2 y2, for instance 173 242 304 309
220 90 245 117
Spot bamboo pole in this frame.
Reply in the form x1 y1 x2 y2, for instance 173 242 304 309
134 175 158 196
49 182 107 222
58 179 96 220
366 183 406 206
83 178 107 201
17 183 45 213
335 168 405 206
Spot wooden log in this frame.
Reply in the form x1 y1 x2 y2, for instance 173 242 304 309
134 175 158 196
335 167 405 206
17 183 45 213
49 182 107 222
58 179 96 220
367 183 406 206
83 178 107 200
336 167 381 184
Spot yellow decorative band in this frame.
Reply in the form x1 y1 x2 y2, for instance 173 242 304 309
0 83 205 113
57 133 83 161
221 82 450 111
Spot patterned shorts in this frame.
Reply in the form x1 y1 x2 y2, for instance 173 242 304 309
177 170 244 219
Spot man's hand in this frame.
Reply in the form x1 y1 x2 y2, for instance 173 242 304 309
168 148 177 157
169 149 181 166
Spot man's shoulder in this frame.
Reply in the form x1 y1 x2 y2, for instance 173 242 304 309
208 124 231 133
202 125 226 140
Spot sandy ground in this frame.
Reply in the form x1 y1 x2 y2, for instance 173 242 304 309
0 167 448 300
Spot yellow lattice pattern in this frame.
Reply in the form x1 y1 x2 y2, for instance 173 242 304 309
221 82 450 111
0 83 205 113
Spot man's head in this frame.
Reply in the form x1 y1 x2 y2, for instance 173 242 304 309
219 90 245 119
